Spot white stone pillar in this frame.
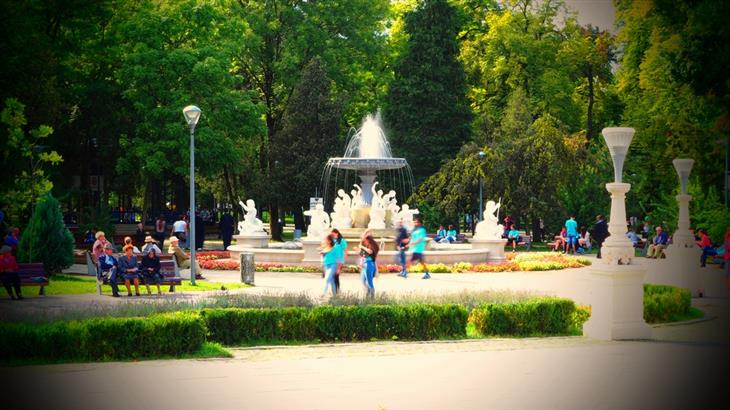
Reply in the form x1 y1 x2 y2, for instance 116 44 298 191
672 194 695 248
584 127 652 341
599 182 634 266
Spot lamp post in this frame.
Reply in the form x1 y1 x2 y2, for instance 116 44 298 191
599 127 635 264
183 105 201 285
672 159 695 248
477 151 485 220
582 126 651 340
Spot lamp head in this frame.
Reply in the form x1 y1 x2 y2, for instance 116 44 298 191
602 127 635 183
477 150 485 158
182 105 202 129
672 158 694 195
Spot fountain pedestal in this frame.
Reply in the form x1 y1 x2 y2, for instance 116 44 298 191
301 237 322 264
470 238 506 263
230 232 269 250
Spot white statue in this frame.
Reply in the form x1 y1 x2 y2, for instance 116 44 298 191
395 203 419 231
474 200 504 240
384 190 400 227
351 184 364 209
304 203 331 240
330 189 352 229
237 199 265 234
368 182 387 229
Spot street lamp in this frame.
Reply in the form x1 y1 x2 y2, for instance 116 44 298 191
183 105 201 285
672 158 695 248
477 150 485 221
600 127 635 264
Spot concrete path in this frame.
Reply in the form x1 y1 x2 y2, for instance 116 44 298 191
4 333 726 410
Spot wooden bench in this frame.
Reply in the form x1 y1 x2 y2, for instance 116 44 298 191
95 258 182 295
16 263 50 296
427 233 466 243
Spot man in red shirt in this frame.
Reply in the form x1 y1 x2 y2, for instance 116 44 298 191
0 245 22 300
696 229 716 267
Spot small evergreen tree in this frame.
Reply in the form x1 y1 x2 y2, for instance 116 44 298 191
383 0 473 183
17 193 74 273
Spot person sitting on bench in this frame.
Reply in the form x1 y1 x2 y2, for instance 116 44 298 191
647 226 669 259
118 244 141 296
507 224 520 251
445 225 458 243
435 225 447 243
168 236 202 272
140 247 163 295
99 244 120 297
0 245 22 300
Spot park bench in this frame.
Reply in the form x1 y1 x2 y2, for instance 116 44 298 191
94 257 182 295
427 233 466 243
16 263 50 296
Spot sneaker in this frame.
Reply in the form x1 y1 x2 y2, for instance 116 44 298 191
127 293 133 297
422 272 431 279
135 292 141 296
112 293 121 298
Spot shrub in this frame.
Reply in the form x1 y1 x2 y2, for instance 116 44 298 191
469 298 577 337
643 284 691 323
0 311 206 363
201 304 468 345
17 193 74 272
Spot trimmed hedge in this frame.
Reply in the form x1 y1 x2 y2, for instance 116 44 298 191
0 312 206 363
644 284 691 323
469 298 577 337
202 304 469 345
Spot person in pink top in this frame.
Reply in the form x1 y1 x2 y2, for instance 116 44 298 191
724 228 730 291
0 245 22 300
92 231 110 262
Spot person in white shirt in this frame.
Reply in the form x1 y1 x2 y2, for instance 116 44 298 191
172 215 188 248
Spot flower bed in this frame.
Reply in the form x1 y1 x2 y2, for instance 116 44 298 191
199 253 591 273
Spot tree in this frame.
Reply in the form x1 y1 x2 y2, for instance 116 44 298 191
0 98 63 224
271 58 342 233
17 193 74 273
384 0 473 183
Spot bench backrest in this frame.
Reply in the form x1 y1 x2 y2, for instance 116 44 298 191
17 263 46 277
160 259 179 278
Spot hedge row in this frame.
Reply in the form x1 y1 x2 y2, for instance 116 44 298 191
202 304 469 345
0 311 206 363
469 298 579 337
644 284 691 323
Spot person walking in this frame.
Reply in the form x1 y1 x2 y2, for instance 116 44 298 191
172 215 187 249
395 219 410 278
320 234 338 297
154 215 167 251
407 217 430 279
565 214 579 255
358 230 379 298
219 211 235 250
592 215 609 259
331 229 347 293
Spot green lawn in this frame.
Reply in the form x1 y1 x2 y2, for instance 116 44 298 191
0 274 249 298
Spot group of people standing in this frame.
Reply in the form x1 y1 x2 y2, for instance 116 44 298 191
318 216 431 299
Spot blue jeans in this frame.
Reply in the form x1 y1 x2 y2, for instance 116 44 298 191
398 248 406 272
701 246 717 266
361 259 375 298
323 263 337 296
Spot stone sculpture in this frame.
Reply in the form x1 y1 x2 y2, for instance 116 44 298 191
474 200 504 240
330 189 353 229
395 203 419 231
304 203 331 240
237 199 265 234
368 182 387 229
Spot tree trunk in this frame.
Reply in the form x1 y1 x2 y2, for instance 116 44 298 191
269 203 282 241
586 66 595 144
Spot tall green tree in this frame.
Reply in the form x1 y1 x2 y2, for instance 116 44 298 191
384 0 473 183
271 58 342 231
231 0 389 239
0 99 63 224
18 193 74 272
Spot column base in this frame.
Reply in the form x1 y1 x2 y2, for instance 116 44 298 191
583 264 652 341
470 238 507 263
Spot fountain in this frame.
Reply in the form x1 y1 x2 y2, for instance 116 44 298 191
229 199 268 250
